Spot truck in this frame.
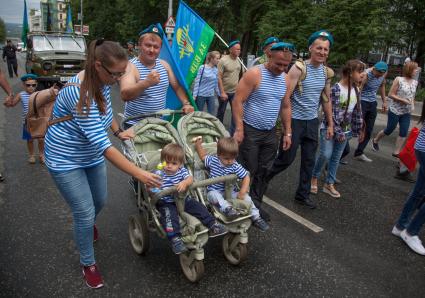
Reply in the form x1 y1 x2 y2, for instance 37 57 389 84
25 32 86 88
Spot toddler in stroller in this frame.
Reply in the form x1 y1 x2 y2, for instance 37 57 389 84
153 143 228 254
193 136 269 232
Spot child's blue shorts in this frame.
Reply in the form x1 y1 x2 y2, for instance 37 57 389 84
22 124 32 141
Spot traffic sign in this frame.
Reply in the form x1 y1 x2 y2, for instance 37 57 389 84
165 27 175 34
165 16 175 28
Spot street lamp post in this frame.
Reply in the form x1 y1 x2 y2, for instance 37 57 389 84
80 0 83 35
167 0 172 40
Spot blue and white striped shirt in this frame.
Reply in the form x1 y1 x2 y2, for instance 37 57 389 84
19 91 31 123
292 63 326 120
124 58 169 125
243 64 286 130
44 76 113 172
192 65 220 98
415 126 425 153
205 155 248 192
160 167 190 203
361 70 384 102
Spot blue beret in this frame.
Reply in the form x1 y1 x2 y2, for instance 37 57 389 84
139 24 163 38
228 40 240 49
308 30 334 47
270 42 296 53
262 36 280 49
20 74 38 81
374 61 388 72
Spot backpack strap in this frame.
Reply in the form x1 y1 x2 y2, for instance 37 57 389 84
294 59 307 94
320 65 334 103
48 82 81 126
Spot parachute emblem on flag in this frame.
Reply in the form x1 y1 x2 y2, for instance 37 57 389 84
176 25 194 59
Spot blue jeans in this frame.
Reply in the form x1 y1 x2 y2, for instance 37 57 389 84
355 101 377 156
196 96 216 115
312 129 348 184
49 162 107 266
384 111 411 137
396 150 425 236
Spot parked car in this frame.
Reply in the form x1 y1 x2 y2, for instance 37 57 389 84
25 32 87 89
17 42 25 52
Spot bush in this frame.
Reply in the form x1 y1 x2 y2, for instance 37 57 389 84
416 88 425 102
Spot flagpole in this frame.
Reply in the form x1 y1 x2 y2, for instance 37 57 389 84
214 32 247 71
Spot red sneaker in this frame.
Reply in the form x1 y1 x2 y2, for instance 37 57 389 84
93 225 98 243
82 264 104 289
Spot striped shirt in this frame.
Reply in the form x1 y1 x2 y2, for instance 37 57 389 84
415 126 425 153
205 155 248 192
361 70 384 102
124 58 169 125
292 63 326 120
44 76 113 172
160 167 190 203
19 91 31 123
192 65 220 98
243 64 287 130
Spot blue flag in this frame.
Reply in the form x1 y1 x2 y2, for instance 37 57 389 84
171 1 215 87
66 5 73 33
21 0 29 47
157 23 197 111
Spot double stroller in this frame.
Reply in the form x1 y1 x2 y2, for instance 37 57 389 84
122 110 253 282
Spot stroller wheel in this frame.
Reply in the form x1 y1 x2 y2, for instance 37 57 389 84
128 214 150 255
222 233 248 265
179 252 205 282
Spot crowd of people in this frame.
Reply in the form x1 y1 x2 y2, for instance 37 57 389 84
1 23 424 289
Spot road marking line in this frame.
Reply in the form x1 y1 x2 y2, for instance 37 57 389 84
263 195 324 233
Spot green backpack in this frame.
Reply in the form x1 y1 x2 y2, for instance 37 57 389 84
294 58 334 102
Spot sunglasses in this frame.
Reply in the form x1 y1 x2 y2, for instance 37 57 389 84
26 84 37 87
101 63 126 79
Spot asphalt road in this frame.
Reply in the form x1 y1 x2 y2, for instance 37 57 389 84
1 54 425 297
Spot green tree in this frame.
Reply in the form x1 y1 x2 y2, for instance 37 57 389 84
0 18 6 44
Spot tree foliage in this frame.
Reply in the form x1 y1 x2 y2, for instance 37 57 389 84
71 0 424 67
0 18 6 44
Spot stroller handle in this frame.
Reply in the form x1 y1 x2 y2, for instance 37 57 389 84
152 174 238 201
121 109 183 127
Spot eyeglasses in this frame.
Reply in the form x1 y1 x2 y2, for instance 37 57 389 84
100 63 126 79
26 84 37 87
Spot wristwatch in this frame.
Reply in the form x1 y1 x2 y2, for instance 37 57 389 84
285 133 292 137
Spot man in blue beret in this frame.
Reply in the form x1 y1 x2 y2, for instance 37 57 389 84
258 30 335 210
252 36 280 67
233 42 293 221
216 40 244 131
120 24 194 128
353 61 387 162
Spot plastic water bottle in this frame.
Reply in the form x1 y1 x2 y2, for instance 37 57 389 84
150 162 166 193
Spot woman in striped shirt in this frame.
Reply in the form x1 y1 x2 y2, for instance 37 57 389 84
193 51 221 114
392 102 425 256
44 40 161 289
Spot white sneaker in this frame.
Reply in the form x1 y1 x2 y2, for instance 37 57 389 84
391 226 403 237
355 154 372 162
400 230 425 255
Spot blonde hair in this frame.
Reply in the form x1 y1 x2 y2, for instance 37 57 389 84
161 143 185 164
403 61 418 79
217 137 239 158
206 51 220 64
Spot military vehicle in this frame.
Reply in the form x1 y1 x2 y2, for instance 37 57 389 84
25 32 86 88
